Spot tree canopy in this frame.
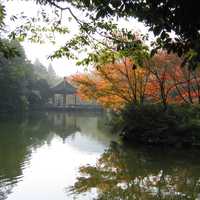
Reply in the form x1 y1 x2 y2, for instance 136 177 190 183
72 51 200 110
33 0 200 68
0 0 199 68
0 40 59 112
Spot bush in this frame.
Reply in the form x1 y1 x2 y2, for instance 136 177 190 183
111 104 200 147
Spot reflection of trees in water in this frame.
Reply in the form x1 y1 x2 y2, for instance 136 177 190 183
75 111 115 145
0 111 107 188
0 114 52 199
0 111 107 199
69 142 200 200
97 111 112 132
0 181 13 200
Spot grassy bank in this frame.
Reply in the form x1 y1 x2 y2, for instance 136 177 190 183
111 104 200 147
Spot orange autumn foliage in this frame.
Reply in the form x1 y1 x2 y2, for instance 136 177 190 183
145 52 183 106
71 52 200 110
146 52 200 105
71 58 149 109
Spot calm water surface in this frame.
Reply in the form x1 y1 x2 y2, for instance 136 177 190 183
1 111 200 200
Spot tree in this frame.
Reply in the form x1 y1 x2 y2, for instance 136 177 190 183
167 62 200 104
28 79 51 107
72 50 200 110
72 58 150 110
1 0 200 67
32 60 60 86
145 52 182 109
145 52 200 107
47 64 59 85
0 40 34 111
34 0 200 68
0 5 20 58
0 40 52 112
33 59 49 80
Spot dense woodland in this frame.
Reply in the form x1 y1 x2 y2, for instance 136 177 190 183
0 40 60 112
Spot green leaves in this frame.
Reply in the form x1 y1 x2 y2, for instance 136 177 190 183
41 0 200 68
0 39 21 59
0 4 5 28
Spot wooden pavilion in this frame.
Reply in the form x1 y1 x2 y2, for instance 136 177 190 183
51 77 77 106
50 77 101 110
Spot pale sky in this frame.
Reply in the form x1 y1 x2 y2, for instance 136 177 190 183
4 0 149 77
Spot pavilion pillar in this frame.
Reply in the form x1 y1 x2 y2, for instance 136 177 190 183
52 94 55 105
74 95 77 105
63 94 67 106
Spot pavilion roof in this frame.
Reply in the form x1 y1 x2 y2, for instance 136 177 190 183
51 80 76 94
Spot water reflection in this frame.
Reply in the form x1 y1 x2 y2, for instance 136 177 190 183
2 111 200 200
69 142 200 200
0 111 111 200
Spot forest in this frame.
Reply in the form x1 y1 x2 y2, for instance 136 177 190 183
0 40 60 112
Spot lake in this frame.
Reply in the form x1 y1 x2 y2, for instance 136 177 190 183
0 111 200 200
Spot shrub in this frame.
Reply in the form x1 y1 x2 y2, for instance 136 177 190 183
111 104 200 146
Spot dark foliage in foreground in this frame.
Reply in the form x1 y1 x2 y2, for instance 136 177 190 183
112 104 200 147
38 0 200 69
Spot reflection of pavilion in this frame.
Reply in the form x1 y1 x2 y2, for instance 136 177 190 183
49 113 81 141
